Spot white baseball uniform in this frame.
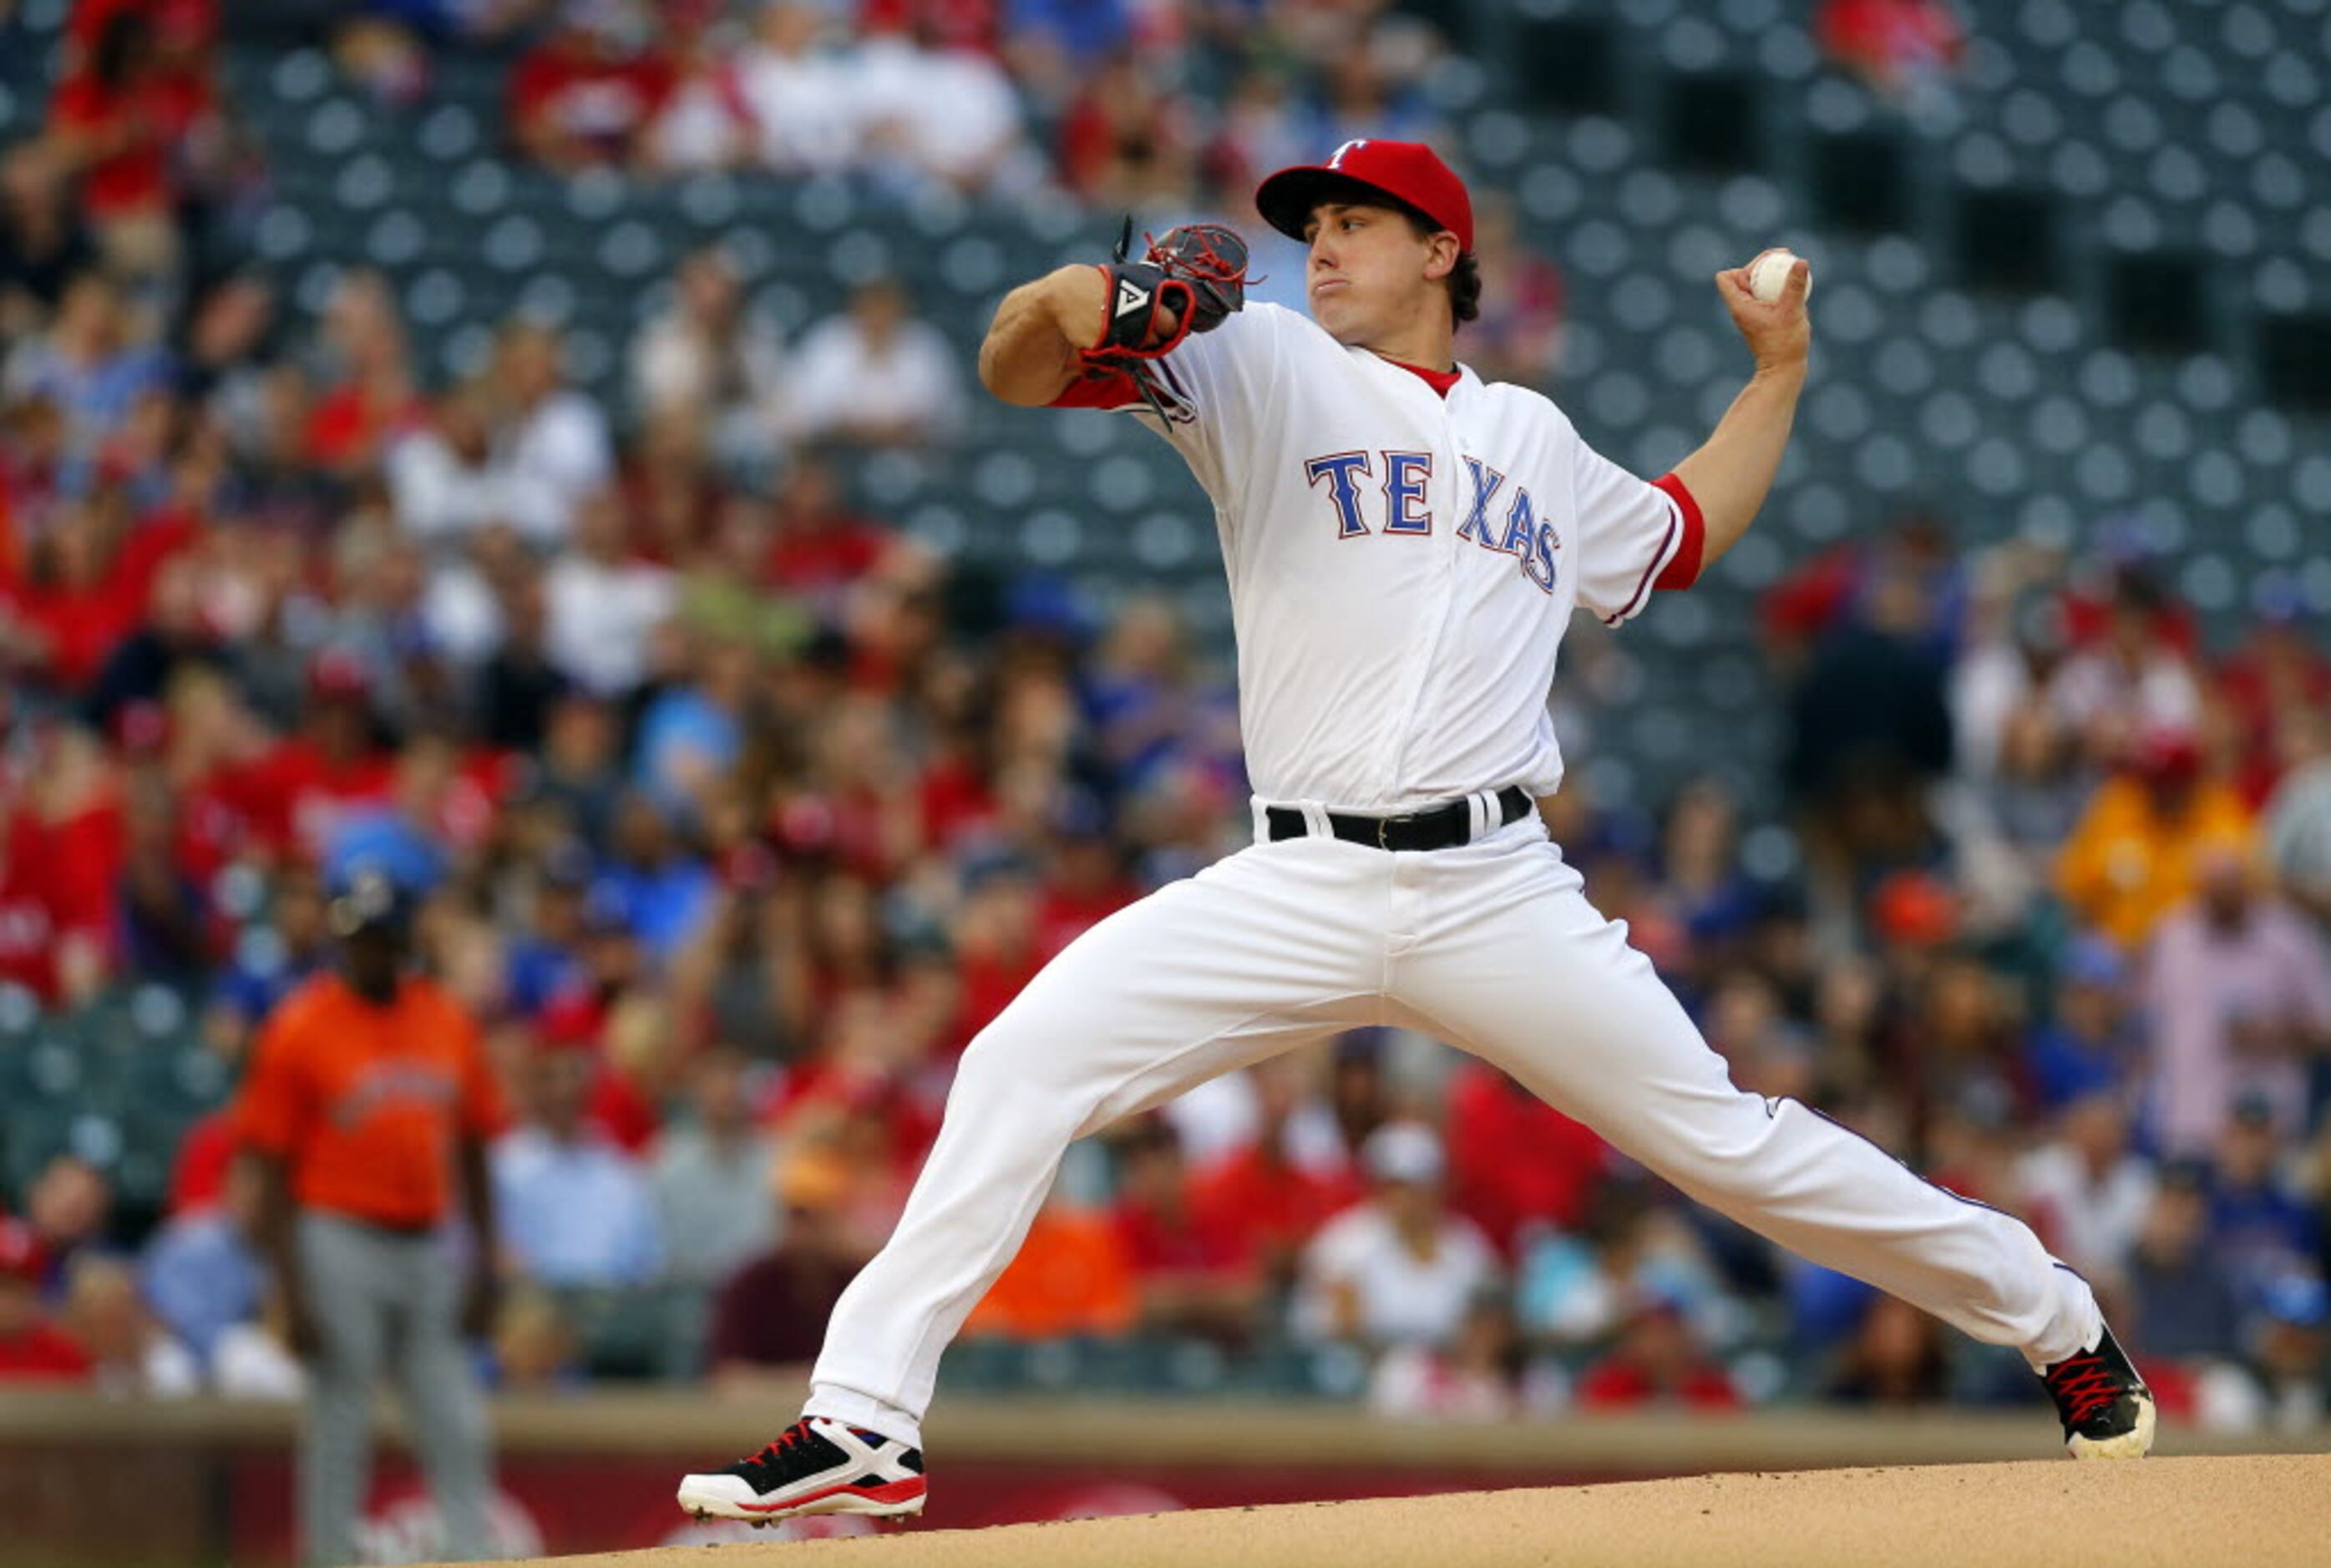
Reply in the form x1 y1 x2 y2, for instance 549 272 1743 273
801 301 2099 1447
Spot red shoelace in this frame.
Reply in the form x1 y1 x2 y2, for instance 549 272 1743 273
2046 1356 2121 1425
746 1423 816 1467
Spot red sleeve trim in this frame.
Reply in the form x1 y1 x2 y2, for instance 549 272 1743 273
1649 473 1706 591
1048 368 1145 410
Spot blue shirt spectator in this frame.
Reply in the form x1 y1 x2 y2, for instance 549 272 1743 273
633 682 742 820
494 1042 664 1289
595 792 716 960
210 869 333 1034
1007 0 1131 64
2024 937 2141 1114
494 1127 664 1289
140 1171 266 1368
2208 1098 2319 1296
2128 1164 2243 1361
4 271 171 473
504 936 590 1019
503 845 597 1018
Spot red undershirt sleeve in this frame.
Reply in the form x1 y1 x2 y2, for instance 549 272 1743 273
1649 472 1706 591
1047 368 1146 410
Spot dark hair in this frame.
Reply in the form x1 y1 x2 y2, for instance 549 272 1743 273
92 10 152 92
1447 250 1482 329
1386 202 1481 331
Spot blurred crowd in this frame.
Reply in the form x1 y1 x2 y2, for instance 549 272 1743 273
330 0 1570 382
344 0 1452 214
3 0 2328 1436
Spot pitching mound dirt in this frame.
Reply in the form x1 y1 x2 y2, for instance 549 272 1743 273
460 1454 2327 1567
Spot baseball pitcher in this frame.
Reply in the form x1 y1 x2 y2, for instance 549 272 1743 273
678 139 2151 1526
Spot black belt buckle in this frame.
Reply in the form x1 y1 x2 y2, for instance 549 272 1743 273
1376 815 1394 851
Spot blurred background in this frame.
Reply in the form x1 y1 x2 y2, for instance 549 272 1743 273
0 0 2328 1560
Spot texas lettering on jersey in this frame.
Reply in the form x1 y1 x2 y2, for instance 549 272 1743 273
1302 449 1560 594
1049 301 1703 810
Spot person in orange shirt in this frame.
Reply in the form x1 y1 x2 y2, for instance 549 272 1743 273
2055 727 2255 948
239 868 507 1568
963 1186 1135 1343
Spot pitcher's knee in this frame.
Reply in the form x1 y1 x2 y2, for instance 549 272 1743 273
1638 1092 1800 1196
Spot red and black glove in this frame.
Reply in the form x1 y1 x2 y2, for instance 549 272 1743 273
1079 219 1252 408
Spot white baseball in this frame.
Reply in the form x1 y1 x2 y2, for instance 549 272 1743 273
1748 249 1808 304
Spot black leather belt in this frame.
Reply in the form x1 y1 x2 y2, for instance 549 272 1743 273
1264 786 1533 852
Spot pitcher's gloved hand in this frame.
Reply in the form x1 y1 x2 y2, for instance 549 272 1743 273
1078 218 1253 420
1087 218 1251 360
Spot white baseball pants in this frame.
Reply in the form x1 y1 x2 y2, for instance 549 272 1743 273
805 807 2098 1446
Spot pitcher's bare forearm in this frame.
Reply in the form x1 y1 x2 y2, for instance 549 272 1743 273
1670 251 1812 573
1671 360 1807 571
977 266 1109 406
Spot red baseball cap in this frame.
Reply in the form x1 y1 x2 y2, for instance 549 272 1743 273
0 1217 45 1284
1255 139 1475 253
2131 724 2202 782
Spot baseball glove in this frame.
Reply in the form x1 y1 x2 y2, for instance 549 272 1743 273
1078 217 1253 420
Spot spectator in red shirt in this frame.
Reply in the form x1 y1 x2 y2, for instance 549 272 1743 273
950 852 1044 1049
45 5 220 279
0 1219 92 1383
234 653 397 859
1444 1060 1605 1260
1574 1288 1741 1411
510 18 678 173
0 810 68 999
4 490 152 693
1109 1117 1259 1341
1057 50 1190 208
146 664 275 885
165 1105 241 1216
1189 1057 1362 1297
762 457 894 618
66 0 220 57
2217 597 2331 808
859 0 1000 56
1816 0 1965 102
0 399 63 592
302 270 423 477
1036 793 1137 957
1 726 124 1001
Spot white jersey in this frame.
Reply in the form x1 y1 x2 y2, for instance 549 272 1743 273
1075 302 1702 812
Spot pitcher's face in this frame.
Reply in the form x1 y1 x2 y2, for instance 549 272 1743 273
1302 202 1454 348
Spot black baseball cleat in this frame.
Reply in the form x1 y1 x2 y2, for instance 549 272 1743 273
676 1418 927 1523
2040 1322 2156 1459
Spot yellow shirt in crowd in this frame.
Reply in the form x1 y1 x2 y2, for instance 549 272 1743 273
2054 776 2256 948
